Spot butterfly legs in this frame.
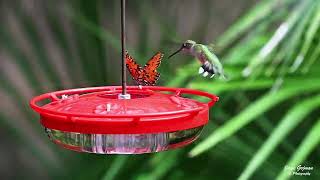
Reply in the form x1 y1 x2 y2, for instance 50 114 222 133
131 80 144 89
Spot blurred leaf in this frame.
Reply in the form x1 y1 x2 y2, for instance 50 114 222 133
67 8 120 52
217 0 293 48
301 39 320 73
238 94 320 180
242 0 313 76
137 151 180 180
0 28 43 92
276 119 320 180
189 80 320 157
291 2 320 73
101 156 128 180
189 78 274 94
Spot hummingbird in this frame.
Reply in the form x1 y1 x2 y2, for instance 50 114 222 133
168 40 226 79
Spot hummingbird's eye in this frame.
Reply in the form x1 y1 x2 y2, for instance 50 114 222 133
182 43 187 47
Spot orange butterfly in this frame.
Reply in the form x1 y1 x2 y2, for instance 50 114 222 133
126 51 163 86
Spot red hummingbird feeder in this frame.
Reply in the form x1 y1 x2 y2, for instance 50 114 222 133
29 0 219 154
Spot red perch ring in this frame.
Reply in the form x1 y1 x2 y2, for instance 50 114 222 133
30 86 219 154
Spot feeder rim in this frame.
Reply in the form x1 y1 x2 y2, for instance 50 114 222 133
30 86 219 119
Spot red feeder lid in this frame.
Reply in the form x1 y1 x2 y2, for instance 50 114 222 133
30 86 219 134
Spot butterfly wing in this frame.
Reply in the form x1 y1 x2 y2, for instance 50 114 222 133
125 51 144 83
142 52 163 85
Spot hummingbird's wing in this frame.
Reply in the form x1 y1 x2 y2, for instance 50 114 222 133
125 51 144 84
207 44 222 53
142 52 163 85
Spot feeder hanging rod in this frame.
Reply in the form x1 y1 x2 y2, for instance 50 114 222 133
121 0 127 95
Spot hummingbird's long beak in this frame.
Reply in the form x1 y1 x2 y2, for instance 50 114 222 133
168 46 183 59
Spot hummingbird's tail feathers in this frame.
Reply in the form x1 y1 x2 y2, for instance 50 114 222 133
198 64 228 80
201 62 215 75
198 67 205 74
202 72 209 77
199 65 219 79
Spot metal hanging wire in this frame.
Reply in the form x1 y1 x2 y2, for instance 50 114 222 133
121 0 127 95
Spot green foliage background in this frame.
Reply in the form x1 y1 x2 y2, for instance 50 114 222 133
0 0 319 180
